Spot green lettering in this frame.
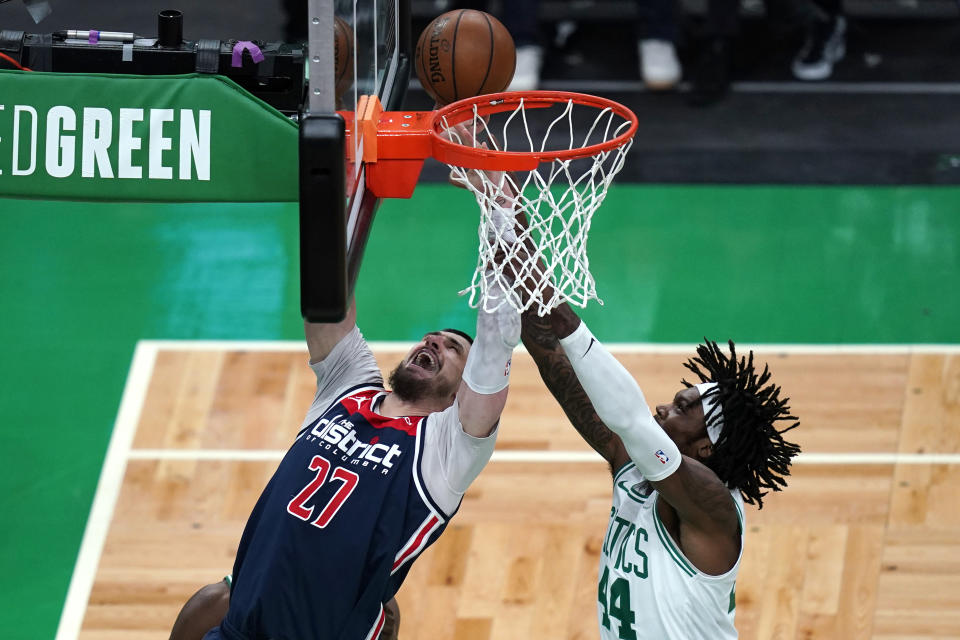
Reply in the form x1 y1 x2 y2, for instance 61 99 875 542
632 527 649 579
598 565 611 629
609 577 637 640
615 524 635 571
606 516 631 555
601 507 617 555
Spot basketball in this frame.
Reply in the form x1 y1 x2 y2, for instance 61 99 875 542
334 15 354 102
415 9 516 106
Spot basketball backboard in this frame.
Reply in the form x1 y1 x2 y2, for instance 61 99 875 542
299 0 410 322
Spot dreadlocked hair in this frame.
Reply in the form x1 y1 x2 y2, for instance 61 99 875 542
682 339 801 509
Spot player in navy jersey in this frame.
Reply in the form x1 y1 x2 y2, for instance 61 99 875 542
170 275 522 639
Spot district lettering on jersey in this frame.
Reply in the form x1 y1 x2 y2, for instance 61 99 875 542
298 411 404 475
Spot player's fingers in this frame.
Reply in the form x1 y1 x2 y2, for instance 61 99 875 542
448 169 470 190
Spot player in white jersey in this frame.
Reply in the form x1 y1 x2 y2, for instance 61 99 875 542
521 304 801 639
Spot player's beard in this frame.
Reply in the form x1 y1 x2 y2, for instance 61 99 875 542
388 363 452 404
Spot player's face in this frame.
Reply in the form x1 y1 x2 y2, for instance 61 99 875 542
404 331 471 380
653 386 711 459
392 331 471 403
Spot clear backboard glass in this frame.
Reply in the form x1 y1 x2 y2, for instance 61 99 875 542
300 0 408 321
336 0 402 215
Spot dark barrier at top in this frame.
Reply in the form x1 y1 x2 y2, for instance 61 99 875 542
0 70 299 202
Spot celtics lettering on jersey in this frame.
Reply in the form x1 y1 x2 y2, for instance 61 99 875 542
596 463 742 640
599 501 650 640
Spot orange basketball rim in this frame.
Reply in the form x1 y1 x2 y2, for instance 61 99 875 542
343 91 639 199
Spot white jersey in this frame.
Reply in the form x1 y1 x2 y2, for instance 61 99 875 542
597 462 745 640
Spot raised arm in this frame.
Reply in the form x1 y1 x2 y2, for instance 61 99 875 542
549 312 740 571
456 282 521 437
520 305 629 473
304 298 357 364
449 159 525 438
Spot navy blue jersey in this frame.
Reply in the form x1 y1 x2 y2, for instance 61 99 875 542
214 329 497 640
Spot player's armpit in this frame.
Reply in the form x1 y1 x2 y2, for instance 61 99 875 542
520 307 629 473
651 456 741 574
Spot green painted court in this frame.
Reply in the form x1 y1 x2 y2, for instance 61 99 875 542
1 183 958 638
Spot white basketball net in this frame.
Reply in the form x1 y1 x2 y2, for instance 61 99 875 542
438 97 634 316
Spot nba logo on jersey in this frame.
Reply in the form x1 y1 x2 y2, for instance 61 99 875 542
655 449 669 464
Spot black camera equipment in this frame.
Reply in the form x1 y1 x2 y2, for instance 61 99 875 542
0 9 305 115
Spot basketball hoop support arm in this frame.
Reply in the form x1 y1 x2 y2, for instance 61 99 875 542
347 95 432 199
346 94 543 199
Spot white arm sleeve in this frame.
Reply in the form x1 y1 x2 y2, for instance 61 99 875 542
420 399 498 516
461 300 520 394
558 322 681 481
462 264 521 395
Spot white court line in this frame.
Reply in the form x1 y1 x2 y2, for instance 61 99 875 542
55 342 159 640
411 79 960 95
138 339 960 355
726 81 960 95
127 448 960 465
56 339 960 639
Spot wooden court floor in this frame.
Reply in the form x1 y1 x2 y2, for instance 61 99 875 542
68 344 960 639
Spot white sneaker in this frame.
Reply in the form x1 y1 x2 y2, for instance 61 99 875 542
639 39 681 90
508 45 543 91
792 16 846 81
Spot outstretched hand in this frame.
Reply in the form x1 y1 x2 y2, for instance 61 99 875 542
442 120 560 314
486 220 555 313
444 121 521 204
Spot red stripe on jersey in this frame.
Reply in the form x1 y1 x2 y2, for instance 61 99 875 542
341 390 423 436
392 515 440 571
338 389 380 413
366 605 386 640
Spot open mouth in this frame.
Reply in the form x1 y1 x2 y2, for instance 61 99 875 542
410 348 439 373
